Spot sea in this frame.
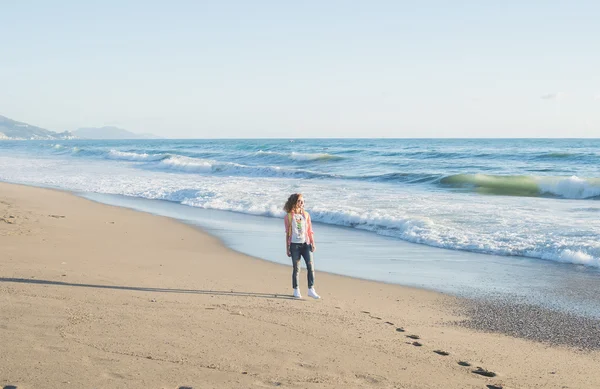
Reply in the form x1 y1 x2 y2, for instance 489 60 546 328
1 138 599 316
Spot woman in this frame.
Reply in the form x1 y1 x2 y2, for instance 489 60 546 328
283 193 320 299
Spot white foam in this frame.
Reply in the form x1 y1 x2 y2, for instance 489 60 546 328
289 152 342 161
539 249 599 267
157 155 214 173
537 176 600 199
154 155 326 178
256 150 342 161
107 150 166 161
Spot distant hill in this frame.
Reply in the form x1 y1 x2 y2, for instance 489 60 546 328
0 115 74 140
73 126 160 140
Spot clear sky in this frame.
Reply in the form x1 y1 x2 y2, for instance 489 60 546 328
1 1 598 138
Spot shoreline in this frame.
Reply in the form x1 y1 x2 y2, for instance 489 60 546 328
2 181 600 388
81 190 600 321
8 181 450 295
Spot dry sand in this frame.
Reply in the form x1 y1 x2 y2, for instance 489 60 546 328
1 182 599 389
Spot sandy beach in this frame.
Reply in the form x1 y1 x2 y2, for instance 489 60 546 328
1 182 599 389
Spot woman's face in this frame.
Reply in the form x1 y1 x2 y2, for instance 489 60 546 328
296 197 304 210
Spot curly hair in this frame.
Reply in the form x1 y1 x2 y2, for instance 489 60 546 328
283 193 303 213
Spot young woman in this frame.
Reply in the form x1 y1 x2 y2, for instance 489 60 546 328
283 193 320 299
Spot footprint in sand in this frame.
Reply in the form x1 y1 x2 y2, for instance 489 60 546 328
486 385 503 389
355 373 386 385
0 217 16 224
472 367 497 377
392 327 499 383
389 323 497 381
4 386 18 389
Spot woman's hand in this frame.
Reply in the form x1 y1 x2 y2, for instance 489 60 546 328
287 249 291 257
310 243 316 252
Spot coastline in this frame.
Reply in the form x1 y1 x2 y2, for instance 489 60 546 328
1 181 600 388
80 191 600 321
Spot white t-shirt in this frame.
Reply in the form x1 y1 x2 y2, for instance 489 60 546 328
290 213 308 244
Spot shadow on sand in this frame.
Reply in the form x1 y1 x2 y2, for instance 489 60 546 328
0 277 297 300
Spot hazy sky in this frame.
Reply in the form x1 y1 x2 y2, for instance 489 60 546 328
1 1 598 138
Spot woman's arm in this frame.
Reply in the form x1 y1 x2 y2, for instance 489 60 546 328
284 214 291 256
307 213 316 252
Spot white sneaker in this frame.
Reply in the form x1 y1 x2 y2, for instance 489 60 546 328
307 287 320 299
293 288 302 299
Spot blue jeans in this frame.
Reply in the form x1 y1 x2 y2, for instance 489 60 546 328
290 242 314 289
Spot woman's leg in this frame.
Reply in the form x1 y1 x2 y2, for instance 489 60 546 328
290 243 302 289
300 243 315 288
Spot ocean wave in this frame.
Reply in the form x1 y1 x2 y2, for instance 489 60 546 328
290 151 344 161
74 148 346 179
153 155 333 179
38 143 600 201
63 147 600 200
107 150 169 161
440 174 600 199
2 149 600 268
309 210 600 267
359 172 441 184
49 143 85 155
150 157 444 183
376 150 495 159
166 194 600 268
256 150 344 161
533 152 581 159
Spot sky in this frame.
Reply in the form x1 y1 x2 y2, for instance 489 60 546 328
1 1 599 138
